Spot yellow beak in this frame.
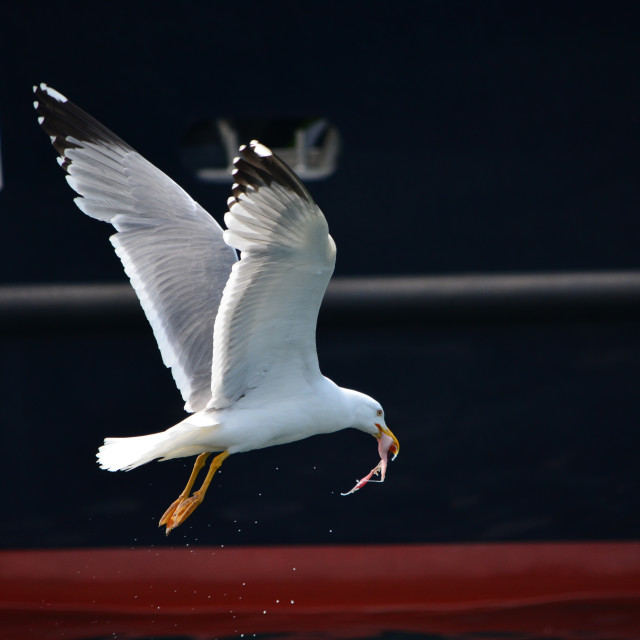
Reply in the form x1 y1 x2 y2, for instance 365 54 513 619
375 423 400 460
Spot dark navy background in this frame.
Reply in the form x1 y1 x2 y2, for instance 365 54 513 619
0 1 638 548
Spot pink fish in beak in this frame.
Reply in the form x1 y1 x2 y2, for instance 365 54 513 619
341 426 399 496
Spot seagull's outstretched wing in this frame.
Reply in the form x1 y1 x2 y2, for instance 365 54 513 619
210 141 336 408
33 83 238 412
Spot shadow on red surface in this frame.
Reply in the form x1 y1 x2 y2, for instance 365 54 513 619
1 543 639 639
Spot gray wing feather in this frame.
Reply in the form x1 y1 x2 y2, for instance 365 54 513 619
34 84 237 412
209 141 336 408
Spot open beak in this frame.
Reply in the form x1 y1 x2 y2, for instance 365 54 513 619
376 423 400 460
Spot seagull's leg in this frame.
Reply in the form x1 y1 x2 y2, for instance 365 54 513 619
159 452 211 528
161 450 231 534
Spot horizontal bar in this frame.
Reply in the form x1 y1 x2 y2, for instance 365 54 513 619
2 271 640 333
326 271 640 320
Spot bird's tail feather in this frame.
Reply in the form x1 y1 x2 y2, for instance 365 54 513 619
97 431 176 471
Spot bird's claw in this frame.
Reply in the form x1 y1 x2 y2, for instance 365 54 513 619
159 497 182 527
159 491 204 534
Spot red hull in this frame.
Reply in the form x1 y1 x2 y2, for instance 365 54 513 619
1 543 639 639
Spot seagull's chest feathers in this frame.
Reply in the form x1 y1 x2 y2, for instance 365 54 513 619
197 376 349 454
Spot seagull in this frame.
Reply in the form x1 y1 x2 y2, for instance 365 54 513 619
33 83 400 534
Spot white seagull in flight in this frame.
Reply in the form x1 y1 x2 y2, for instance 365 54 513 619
33 83 400 534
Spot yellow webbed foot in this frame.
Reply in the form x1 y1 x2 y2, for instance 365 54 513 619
158 497 183 528
161 490 206 534
158 450 230 535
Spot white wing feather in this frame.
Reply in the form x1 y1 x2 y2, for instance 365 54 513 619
33 83 237 412
209 141 336 408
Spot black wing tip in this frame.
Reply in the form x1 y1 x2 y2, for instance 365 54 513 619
33 82 69 104
33 84 80 159
243 139 273 158
33 83 129 159
230 140 311 204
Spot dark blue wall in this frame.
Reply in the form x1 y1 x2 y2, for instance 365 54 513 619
1 1 638 547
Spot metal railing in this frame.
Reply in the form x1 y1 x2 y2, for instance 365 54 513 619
2 271 640 334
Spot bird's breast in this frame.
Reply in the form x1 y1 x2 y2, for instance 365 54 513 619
199 386 347 454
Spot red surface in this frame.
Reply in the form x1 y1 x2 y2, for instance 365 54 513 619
1 542 639 639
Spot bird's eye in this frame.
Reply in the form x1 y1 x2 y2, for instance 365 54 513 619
376 409 383 416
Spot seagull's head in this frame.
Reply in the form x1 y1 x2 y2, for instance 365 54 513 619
345 390 399 457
